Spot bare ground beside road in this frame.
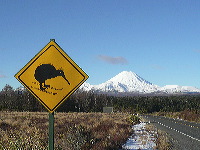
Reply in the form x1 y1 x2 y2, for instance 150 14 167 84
142 115 200 150
141 116 172 150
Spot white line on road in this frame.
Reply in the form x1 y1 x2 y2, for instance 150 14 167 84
156 121 200 142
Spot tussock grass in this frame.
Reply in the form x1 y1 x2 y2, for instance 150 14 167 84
156 130 171 150
0 112 133 150
154 110 200 123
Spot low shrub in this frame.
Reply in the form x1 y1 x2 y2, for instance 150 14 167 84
127 114 140 124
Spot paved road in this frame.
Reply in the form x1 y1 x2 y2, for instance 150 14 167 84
142 115 200 150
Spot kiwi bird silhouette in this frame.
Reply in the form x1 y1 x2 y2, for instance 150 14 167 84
34 64 70 91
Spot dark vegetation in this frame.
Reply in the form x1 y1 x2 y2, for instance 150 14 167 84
1 84 200 113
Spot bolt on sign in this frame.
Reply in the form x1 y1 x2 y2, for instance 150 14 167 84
15 39 89 113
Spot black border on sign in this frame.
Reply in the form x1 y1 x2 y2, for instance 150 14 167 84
17 43 88 112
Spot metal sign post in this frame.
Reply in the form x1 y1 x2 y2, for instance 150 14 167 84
49 112 54 150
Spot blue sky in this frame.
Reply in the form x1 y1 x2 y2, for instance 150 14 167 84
1 0 200 90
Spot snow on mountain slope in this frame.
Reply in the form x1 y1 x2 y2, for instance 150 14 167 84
80 82 92 91
92 71 159 93
79 71 200 94
80 71 159 93
160 85 200 93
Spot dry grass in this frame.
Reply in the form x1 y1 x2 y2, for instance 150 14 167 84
154 110 200 123
0 111 133 150
156 130 171 150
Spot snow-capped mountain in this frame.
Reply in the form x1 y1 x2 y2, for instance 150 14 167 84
93 71 159 93
80 71 200 94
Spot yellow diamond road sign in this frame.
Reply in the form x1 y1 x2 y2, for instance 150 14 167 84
15 40 89 113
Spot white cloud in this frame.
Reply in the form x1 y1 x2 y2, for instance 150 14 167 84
0 72 6 78
97 55 128 65
194 50 200 53
151 64 164 70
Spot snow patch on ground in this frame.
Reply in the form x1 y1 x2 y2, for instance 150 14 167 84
122 122 157 150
